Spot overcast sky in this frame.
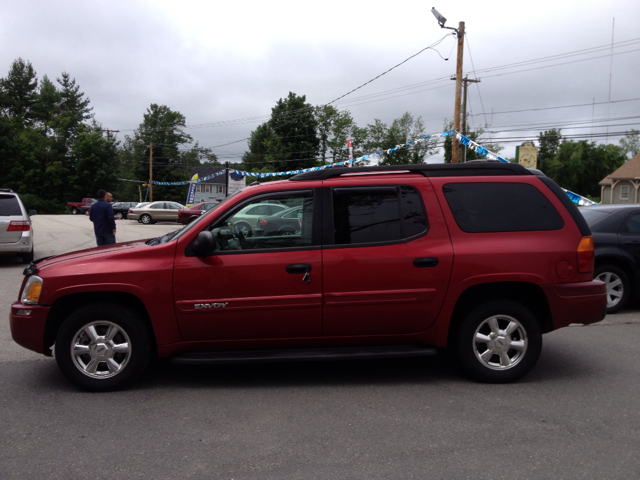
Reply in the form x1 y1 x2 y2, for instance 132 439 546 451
2 0 639 165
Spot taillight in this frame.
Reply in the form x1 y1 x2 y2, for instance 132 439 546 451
577 235 594 273
258 218 268 226
7 220 30 232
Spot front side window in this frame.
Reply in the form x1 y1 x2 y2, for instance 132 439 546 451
331 185 428 245
208 191 314 252
443 182 564 233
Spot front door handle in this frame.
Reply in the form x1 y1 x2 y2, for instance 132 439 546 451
286 264 312 274
413 257 439 268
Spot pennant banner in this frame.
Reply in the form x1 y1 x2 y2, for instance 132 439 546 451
144 130 595 205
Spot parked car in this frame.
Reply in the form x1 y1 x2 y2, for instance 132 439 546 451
255 206 302 236
0 188 34 263
227 202 289 236
177 202 219 225
10 163 606 391
127 201 185 224
67 198 96 215
580 204 640 313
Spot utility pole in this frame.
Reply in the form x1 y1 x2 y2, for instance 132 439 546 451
224 161 229 198
451 21 465 163
451 75 480 162
149 143 153 202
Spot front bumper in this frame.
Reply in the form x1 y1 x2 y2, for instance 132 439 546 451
10 303 50 354
542 280 607 330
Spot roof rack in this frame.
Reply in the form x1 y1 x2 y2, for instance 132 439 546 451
0 188 15 193
289 162 531 182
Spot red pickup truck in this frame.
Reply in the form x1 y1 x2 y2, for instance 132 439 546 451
67 198 96 215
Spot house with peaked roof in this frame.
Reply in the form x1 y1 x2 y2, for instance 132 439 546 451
599 153 640 204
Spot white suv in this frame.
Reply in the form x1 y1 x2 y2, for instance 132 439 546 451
0 189 34 263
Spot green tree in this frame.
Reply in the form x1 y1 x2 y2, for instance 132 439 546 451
537 128 562 172
69 123 120 200
245 92 319 173
315 105 367 164
241 123 279 171
619 129 640 158
51 72 93 151
0 58 38 125
543 140 626 198
123 104 195 202
33 75 60 135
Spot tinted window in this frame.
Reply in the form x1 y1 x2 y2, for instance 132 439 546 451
443 182 564 233
622 212 640 233
0 195 22 216
579 209 610 226
332 185 427 245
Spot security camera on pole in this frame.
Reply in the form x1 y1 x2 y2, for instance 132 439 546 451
431 7 465 163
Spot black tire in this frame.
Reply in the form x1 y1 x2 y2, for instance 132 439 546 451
594 264 630 314
71 207 78 215
21 248 34 264
235 221 252 237
455 300 542 383
140 214 152 225
54 303 152 391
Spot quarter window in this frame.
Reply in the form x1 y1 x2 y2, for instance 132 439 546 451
332 185 428 245
443 182 564 233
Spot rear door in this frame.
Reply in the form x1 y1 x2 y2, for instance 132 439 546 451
321 179 454 336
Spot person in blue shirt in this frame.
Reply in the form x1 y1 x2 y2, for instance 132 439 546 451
89 190 116 246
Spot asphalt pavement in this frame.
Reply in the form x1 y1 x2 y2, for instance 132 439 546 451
1 215 639 479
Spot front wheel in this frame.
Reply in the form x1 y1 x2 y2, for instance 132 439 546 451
55 304 152 391
140 214 152 225
594 264 630 314
455 300 542 383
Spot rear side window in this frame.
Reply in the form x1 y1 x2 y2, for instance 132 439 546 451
0 195 22 216
332 185 428 245
443 182 564 233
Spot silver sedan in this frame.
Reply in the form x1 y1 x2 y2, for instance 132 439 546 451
127 201 186 224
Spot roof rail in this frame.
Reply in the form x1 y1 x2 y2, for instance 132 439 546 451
289 162 530 182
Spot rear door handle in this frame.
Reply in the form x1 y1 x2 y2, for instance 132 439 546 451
286 264 311 274
413 257 439 268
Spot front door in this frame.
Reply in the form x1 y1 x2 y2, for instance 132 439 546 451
173 189 322 341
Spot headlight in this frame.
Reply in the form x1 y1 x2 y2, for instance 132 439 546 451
21 275 43 305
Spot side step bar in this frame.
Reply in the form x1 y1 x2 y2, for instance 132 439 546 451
171 345 437 365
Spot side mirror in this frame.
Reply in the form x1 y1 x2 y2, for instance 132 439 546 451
191 231 216 256
28 210 37 216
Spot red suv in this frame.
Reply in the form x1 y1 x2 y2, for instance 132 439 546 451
10 163 606 391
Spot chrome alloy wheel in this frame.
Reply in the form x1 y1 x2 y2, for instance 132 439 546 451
595 271 624 309
472 314 528 370
70 321 131 379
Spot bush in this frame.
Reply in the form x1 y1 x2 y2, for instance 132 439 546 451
18 194 67 214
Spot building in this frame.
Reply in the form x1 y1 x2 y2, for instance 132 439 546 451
189 167 246 204
599 153 640 204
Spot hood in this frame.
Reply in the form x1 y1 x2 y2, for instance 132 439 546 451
35 239 149 271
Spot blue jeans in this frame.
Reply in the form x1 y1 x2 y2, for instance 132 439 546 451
96 234 116 246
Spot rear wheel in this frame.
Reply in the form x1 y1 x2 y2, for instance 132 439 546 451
140 214 152 225
595 264 630 313
21 248 34 264
71 207 78 214
456 300 542 383
55 303 152 391
235 221 252 237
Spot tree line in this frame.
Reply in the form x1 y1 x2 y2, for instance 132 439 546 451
1 57 638 212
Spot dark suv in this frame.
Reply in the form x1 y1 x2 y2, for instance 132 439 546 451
10 163 606 391
580 204 640 313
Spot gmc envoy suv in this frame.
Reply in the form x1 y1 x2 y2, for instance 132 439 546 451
10 163 606 390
